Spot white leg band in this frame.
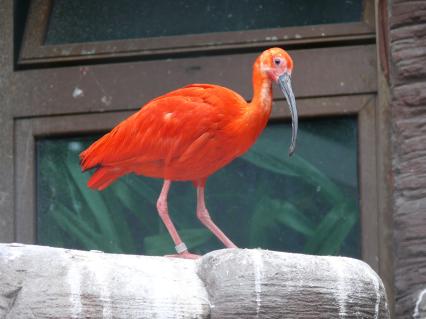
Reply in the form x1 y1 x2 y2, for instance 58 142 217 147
175 242 188 254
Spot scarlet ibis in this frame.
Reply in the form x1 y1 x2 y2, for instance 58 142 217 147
80 47 298 259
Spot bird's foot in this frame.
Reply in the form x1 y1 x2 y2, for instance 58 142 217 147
165 251 200 259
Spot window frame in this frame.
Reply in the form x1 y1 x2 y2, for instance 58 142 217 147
19 0 375 66
12 0 380 265
2 0 390 291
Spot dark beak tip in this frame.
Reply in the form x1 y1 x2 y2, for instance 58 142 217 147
278 72 298 159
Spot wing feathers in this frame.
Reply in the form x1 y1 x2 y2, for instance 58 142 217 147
80 84 246 187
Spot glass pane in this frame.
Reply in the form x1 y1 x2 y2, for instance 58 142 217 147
37 117 359 257
46 0 363 44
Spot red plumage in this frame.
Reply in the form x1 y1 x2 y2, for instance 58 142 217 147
79 48 297 258
80 84 253 189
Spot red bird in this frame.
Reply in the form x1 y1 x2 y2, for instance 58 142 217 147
80 48 298 259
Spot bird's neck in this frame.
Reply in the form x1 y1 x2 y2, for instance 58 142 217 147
251 66 273 113
231 66 273 156
247 65 273 135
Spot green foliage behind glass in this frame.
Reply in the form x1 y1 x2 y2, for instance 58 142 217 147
37 117 360 257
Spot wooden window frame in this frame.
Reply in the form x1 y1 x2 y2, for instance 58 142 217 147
12 1 379 267
19 0 375 66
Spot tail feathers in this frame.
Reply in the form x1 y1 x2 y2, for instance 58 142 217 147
79 132 112 172
80 148 101 172
87 167 123 190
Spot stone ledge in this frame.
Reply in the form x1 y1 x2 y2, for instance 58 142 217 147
0 244 389 318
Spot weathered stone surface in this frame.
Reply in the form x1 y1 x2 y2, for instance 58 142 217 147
389 1 426 318
0 244 389 319
0 244 210 319
198 249 389 319
413 289 426 319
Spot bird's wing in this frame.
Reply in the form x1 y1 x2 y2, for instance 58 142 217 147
80 85 246 171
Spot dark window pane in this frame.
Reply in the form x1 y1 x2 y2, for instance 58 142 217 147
36 117 359 258
46 0 363 44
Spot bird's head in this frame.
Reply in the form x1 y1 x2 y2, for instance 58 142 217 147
259 47 293 82
258 48 298 156
255 48 298 155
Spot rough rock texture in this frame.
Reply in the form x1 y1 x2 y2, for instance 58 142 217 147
413 289 426 319
389 1 426 318
0 244 389 318
0 243 210 318
198 249 389 319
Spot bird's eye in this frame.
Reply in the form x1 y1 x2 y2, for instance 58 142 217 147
274 58 282 66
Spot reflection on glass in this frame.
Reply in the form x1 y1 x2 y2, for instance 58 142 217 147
46 0 363 44
36 117 359 258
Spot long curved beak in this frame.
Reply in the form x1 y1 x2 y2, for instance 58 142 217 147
278 72 298 156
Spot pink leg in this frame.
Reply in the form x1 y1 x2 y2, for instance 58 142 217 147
156 180 199 259
196 186 237 248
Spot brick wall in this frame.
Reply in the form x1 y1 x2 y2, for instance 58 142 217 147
389 1 426 317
